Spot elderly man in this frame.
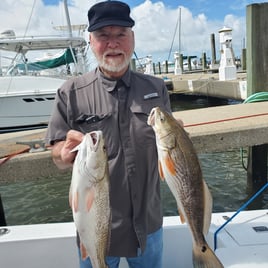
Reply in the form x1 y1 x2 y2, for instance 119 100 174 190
46 1 171 267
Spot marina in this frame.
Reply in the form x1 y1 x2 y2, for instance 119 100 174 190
0 2 268 267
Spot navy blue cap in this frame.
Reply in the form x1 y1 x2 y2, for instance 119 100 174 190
87 1 135 32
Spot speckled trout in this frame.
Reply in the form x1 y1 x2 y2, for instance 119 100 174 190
69 131 110 268
148 107 223 268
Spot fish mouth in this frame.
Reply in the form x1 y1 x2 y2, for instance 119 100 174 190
88 131 102 152
147 107 157 126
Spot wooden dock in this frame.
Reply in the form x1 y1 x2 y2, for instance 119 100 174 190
0 101 267 182
161 72 247 101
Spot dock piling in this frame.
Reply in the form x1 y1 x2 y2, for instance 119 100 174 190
246 3 268 192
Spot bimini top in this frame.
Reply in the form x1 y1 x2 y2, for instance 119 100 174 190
0 36 87 54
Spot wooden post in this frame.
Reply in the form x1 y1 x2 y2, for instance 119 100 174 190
241 48 246 71
202 52 207 70
179 54 183 72
130 58 136 71
164 60 168 74
246 3 268 192
247 145 268 192
158 62 161 74
187 57 192 71
0 194 6 226
210 33 216 65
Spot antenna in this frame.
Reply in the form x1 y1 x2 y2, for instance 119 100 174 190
63 0 73 37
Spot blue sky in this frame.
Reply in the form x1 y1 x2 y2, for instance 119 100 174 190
42 0 258 20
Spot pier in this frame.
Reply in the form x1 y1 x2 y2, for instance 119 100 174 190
162 71 247 101
0 101 267 182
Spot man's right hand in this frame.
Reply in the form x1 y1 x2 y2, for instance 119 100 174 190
51 130 84 170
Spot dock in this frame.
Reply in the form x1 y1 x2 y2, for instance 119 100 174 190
0 101 268 182
161 71 247 101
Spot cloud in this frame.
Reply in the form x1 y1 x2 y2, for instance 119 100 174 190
0 0 246 64
131 0 246 62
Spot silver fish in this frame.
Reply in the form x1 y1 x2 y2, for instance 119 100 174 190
69 131 111 268
148 107 223 268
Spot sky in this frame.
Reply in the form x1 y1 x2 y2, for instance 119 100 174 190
0 0 266 64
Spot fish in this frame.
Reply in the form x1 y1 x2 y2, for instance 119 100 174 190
69 130 111 268
147 107 223 268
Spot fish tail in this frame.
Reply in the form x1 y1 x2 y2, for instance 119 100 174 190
192 243 223 268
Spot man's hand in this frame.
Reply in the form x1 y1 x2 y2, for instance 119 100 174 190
52 130 84 170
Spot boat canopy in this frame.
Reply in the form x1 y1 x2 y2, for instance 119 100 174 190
0 36 87 53
14 48 76 71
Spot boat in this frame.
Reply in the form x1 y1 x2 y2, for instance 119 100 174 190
0 1 88 132
0 208 268 267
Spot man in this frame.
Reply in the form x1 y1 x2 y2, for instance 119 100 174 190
46 1 172 267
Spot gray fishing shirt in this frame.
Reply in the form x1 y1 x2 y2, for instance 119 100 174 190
46 67 171 257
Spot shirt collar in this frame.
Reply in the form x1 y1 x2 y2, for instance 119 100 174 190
97 67 131 92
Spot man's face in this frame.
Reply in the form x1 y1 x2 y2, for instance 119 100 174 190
90 26 135 78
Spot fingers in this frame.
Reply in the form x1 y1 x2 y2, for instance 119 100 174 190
52 130 85 169
62 130 84 164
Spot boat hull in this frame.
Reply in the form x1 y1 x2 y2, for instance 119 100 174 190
0 210 268 268
0 76 64 130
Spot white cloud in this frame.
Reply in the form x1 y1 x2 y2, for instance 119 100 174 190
0 0 246 64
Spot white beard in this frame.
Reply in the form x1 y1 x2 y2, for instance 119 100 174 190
93 49 132 73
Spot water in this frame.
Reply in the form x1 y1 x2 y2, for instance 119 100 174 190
1 95 268 225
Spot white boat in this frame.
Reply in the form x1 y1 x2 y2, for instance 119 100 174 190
0 1 88 132
0 209 267 268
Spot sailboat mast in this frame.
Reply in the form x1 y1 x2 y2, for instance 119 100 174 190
178 7 181 54
63 0 73 37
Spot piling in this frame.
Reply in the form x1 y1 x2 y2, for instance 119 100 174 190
246 3 268 192
241 48 246 71
201 52 207 70
0 195 6 226
210 33 216 65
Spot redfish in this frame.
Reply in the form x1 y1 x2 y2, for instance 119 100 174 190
69 131 111 268
148 107 223 268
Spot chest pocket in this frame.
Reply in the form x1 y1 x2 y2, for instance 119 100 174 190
74 112 111 131
73 112 119 160
130 99 165 146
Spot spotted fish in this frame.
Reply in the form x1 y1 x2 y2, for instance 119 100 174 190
148 107 223 268
69 131 111 268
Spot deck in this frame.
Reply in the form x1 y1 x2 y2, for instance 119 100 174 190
0 101 268 181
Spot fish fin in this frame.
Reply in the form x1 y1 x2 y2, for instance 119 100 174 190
178 208 186 224
69 190 79 212
158 161 165 181
193 242 223 268
86 187 95 212
68 189 72 209
164 153 176 176
73 190 79 212
202 179 213 235
80 242 88 261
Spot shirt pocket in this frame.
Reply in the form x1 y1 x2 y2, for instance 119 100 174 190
73 112 119 160
130 99 165 146
74 112 111 131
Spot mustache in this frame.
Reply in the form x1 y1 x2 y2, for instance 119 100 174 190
103 50 126 57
